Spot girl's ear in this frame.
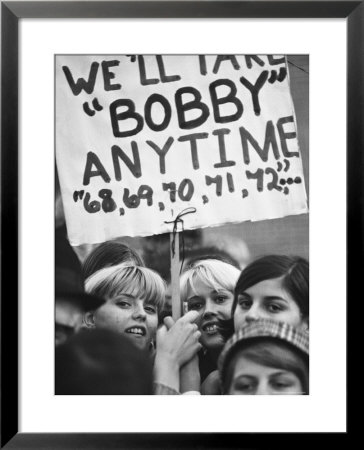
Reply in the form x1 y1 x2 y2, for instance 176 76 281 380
83 311 96 328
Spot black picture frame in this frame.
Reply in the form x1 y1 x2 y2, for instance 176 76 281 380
1 1 360 448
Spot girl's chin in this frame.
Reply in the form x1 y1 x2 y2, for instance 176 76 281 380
125 334 148 348
202 332 225 350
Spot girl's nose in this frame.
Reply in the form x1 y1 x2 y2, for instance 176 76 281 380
255 381 270 395
202 299 218 317
245 304 260 323
132 301 147 320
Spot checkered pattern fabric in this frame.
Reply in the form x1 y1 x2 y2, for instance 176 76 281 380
218 319 309 373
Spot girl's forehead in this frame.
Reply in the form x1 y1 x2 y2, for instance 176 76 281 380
244 276 286 292
233 357 295 376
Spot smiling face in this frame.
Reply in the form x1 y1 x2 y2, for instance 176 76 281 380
186 278 234 350
234 276 305 330
92 294 158 350
227 355 303 395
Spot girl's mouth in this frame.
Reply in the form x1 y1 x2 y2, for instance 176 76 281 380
202 322 219 335
125 326 146 337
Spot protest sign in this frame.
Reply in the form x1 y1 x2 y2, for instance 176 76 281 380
56 55 308 246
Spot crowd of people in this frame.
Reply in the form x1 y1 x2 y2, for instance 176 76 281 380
55 227 309 395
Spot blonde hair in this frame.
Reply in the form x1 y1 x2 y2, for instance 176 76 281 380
85 264 166 313
180 259 240 302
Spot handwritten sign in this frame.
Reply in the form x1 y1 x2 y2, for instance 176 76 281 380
56 55 308 245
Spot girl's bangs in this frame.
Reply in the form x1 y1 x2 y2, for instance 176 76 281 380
119 268 166 311
193 265 237 293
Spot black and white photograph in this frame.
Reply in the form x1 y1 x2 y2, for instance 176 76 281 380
2 0 355 444
55 54 309 396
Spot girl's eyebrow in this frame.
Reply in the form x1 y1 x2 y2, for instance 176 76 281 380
144 297 158 305
233 374 256 382
113 293 135 300
263 296 289 303
187 295 203 301
237 292 251 298
270 371 290 377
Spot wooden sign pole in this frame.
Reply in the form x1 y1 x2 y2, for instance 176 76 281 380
170 231 181 321
167 207 196 321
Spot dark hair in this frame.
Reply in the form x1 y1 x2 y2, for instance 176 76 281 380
55 226 82 279
55 227 105 312
221 337 309 395
55 329 153 395
82 241 144 280
233 255 309 318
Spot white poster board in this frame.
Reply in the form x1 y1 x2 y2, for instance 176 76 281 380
56 55 308 245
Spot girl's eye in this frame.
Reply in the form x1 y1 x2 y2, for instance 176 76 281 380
272 380 293 390
188 302 203 311
215 296 227 304
238 297 251 310
270 374 297 390
267 303 284 313
144 305 157 314
116 301 130 308
234 381 255 392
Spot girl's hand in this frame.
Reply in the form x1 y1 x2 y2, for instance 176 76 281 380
180 354 201 393
153 311 202 392
156 311 202 368
201 370 221 395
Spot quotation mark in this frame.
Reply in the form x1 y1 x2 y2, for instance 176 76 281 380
73 190 84 201
83 98 103 117
277 159 290 172
268 67 287 83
